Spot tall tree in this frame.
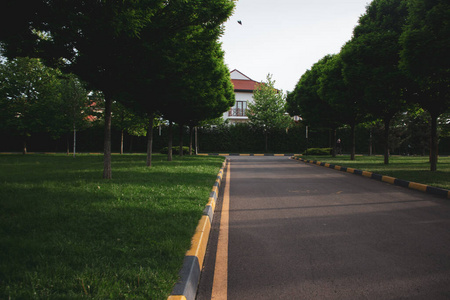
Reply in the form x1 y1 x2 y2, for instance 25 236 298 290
1 1 161 178
341 0 409 164
157 4 235 159
247 74 292 152
54 74 90 156
287 55 342 156
0 57 61 154
0 0 235 178
400 0 450 171
319 53 365 160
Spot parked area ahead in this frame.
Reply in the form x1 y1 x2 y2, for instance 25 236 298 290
198 156 450 300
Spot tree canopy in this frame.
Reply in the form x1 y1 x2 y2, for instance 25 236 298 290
247 74 292 152
0 0 235 177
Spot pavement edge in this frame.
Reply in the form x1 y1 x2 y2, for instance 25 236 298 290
291 156 450 199
167 159 227 300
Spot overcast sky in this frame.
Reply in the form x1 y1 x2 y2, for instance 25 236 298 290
220 0 372 93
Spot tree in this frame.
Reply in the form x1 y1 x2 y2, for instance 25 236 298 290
319 53 366 160
156 5 235 159
53 74 90 157
341 0 409 164
112 101 148 155
0 57 61 154
287 55 342 156
1 0 235 178
247 74 292 152
400 0 450 171
0 1 162 178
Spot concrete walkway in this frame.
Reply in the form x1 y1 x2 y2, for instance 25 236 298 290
197 156 450 299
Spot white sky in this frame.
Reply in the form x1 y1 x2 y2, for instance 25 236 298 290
220 0 372 93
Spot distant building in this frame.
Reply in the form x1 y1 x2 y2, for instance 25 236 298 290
223 69 260 124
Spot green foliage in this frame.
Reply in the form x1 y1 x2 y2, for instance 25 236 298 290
160 146 193 155
0 57 67 148
247 74 292 131
112 101 148 137
303 148 332 155
287 55 341 130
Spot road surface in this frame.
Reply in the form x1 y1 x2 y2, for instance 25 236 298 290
197 156 450 299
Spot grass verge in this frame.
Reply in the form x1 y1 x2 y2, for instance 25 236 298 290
298 155 450 190
0 153 225 299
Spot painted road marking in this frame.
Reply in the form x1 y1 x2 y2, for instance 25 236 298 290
211 161 230 300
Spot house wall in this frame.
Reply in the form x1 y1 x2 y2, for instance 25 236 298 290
223 91 254 123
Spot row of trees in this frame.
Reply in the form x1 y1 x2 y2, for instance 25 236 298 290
0 57 95 155
286 0 450 171
0 0 236 178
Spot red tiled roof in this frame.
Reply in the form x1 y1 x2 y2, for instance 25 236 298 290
231 79 260 92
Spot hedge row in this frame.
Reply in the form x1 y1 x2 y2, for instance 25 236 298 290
1 123 449 155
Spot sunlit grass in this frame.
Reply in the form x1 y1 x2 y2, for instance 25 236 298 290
0 154 224 299
299 155 450 190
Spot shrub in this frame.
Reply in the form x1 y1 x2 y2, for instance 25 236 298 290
303 148 332 155
160 146 192 155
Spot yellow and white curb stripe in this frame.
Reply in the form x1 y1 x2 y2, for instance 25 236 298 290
168 159 227 300
291 156 450 199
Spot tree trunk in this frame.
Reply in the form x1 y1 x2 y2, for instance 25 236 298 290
120 129 124 155
384 118 391 165
369 127 373 156
22 138 27 155
103 95 113 179
195 127 198 155
189 125 193 155
146 114 154 167
350 123 356 160
430 113 438 171
168 120 173 161
179 124 184 156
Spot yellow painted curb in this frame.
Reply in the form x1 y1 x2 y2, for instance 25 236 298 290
324 163 330 168
409 182 427 192
254 154 265 156
362 171 372 178
168 296 187 300
240 154 250 156
382 176 396 184
207 197 216 211
219 154 229 156
185 215 211 270
346 167 355 174
335 165 342 171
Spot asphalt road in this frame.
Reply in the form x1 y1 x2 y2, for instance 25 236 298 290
197 156 450 300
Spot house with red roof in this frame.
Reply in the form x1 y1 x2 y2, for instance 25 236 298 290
223 69 261 124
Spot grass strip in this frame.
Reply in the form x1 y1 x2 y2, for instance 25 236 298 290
298 155 450 190
0 153 225 299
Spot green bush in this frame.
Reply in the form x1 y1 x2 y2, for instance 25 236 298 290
160 146 192 155
303 148 332 155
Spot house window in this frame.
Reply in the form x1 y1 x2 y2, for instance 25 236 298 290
228 100 248 117
236 101 247 116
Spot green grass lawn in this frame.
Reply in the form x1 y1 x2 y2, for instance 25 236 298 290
0 153 225 299
299 155 450 190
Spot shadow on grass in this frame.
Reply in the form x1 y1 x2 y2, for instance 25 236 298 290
0 154 224 299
